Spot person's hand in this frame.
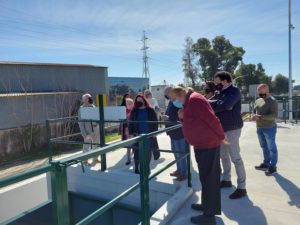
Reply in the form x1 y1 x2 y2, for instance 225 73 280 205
86 134 93 140
222 137 230 145
161 115 169 121
251 114 261 121
178 109 184 120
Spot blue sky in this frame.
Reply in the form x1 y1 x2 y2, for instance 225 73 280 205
0 0 299 85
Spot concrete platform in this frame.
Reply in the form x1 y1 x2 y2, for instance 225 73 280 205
1 121 299 224
168 122 300 225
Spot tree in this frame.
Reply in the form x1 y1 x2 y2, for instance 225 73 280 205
272 74 289 94
182 37 199 88
192 35 245 81
234 63 272 92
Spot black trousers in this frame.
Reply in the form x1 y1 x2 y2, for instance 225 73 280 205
194 146 221 216
133 144 152 172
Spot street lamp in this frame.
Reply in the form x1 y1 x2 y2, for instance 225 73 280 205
288 0 295 121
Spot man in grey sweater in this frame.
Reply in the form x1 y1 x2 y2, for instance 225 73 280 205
252 84 278 176
78 93 100 165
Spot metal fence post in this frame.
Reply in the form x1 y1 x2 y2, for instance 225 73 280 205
283 99 287 123
139 135 150 225
98 94 107 171
51 162 71 225
186 143 192 188
46 120 53 162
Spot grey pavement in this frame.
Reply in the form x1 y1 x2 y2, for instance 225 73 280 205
67 121 300 225
168 122 300 225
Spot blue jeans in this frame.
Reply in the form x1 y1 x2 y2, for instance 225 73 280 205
257 126 278 167
171 138 188 175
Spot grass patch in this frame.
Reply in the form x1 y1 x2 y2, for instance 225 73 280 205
105 132 121 143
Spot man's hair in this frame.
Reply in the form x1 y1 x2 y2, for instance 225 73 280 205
214 71 232 83
171 86 193 95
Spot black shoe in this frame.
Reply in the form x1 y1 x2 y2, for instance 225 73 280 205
191 203 203 211
220 180 232 188
153 150 160 160
191 215 216 225
134 169 140 174
125 160 131 165
255 163 269 171
265 166 277 176
229 188 247 199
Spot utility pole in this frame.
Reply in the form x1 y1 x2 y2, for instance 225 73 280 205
141 31 150 87
288 0 294 121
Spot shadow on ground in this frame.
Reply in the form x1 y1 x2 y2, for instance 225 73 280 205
274 173 300 209
221 188 267 225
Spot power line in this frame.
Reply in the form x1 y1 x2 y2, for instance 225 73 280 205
141 30 150 81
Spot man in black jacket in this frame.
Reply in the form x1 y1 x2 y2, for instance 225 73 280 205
212 71 247 200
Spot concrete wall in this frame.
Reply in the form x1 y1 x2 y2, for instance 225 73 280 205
67 166 178 212
0 174 50 223
0 62 108 97
0 92 82 130
0 167 185 224
0 92 82 157
151 85 168 112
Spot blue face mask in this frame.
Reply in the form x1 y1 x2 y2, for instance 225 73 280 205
173 100 183 108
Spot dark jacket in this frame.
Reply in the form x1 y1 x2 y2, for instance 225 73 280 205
129 107 159 150
165 101 184 140
210 85 243 132
183 91 225 149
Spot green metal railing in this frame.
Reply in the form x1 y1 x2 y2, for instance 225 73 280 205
245 96 300 124
0 119 192 225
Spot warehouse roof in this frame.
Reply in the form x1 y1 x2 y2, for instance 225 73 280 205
0 92 81 98
0 61 107 68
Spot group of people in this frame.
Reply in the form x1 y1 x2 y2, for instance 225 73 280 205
78 70 279 225
170 71 278 225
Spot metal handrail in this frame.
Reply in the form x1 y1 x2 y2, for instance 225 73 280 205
0 121 190 225
57 124 182 165
0 164 52 188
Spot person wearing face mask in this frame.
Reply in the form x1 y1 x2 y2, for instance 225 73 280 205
204 81 216 100
252 84 278 176
162 86 188 181
171 86 226 225
212 71 247 200
78 93 101 165
144 89 160 114
122 98 134 165
129 95 159 174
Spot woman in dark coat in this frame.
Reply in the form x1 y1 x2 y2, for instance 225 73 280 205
129 94 159 174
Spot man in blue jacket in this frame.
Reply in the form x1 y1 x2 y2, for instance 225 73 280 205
212 71 247 199
162 86 188 181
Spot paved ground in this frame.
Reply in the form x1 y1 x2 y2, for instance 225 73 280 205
168 122 300 225
85 121 300 225
1 121 299 225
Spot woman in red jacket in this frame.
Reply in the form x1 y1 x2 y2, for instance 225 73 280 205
171 86 226 225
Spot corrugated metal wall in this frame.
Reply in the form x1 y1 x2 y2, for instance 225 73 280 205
0 92 82 129
0 63 108 97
